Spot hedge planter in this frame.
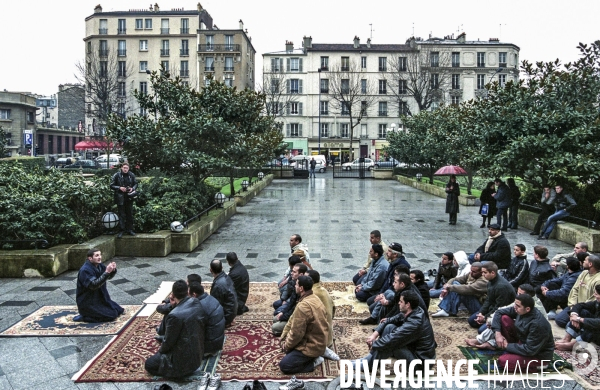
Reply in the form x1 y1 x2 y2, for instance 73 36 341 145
395 175 477 206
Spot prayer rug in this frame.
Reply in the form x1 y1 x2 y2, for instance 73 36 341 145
321 281 369 318
553 339 600 389
0 305 141 337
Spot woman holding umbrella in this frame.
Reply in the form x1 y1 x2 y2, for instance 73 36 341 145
445 175 460 225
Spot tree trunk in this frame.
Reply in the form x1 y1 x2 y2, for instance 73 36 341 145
229 169 235 198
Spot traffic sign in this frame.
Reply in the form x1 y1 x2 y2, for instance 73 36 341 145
23 129 33 134
24 133 32 145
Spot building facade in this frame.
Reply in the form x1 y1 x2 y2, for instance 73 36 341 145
83 3 255 134
0 91 37 157
263 33 519 161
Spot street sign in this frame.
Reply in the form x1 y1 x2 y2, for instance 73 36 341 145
23 129 33 134
24 133 32 145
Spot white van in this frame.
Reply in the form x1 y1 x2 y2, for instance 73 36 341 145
290 155 327 172
96 154 123 169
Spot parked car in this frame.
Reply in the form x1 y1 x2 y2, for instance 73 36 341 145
342 158 375 170
290 155 327 172
54 157 78 168
64 159 100 169
96 154 123 169
373 158 400 169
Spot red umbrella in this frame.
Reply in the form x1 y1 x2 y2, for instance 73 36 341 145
434 165 467 175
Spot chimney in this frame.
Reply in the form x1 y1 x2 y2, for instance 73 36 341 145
286 40 294 52
239 19 244 30
197 2 203 12
457 32 466 43
94 4 102 13
154 3 159 12
353 36 360 49
303 36 312 50
366 38 371 48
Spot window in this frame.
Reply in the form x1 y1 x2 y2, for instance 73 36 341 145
204 79 211 87
139 82 147 95
341 102 350 115
87 41 91 54
206 35 214 50
118 82 126 97
289 123 301 137
378 102 388 116
181 40 189 56
320 123 329 137
139 40 148 51
99 40 108 56
270 102 280 114
225 35 234 50
451 74 460 89
27 111 34 123
271 57 282 72
181 61 189 77
161 19 169 34
99 61 108 77
452 52 460 67
361 56 367 69
118 40 126 56
290 58 301 72
224 77 233 87
57 136 62 154
430 74 439 89
118 61 127 77
99 19 107 34
139 61 148 72
161 40 170 56
289 102 302 115
341 57 349 71
499 52 507 67
399 80 407 94
145 19 152 29
398 57 407 71
135 19 143 29
320 56 329 70
270 79 279 93
118 19 126 34
378 124 387 138
289 79 301 94
477 52 485 67
378 80 387 94
139 106 147 116
161 60 169 72
320 79 329 93
341 79 349 94
0 109 11 119
181 18 189 34
498 74 507 87
361 101 367 116
117 103 125 116
320 101 328 115
340 123 349 138
225 57 233 71
430 52 439 67
378 57 387 71
399 101 409 115
477 74 486 89
451 96 460 105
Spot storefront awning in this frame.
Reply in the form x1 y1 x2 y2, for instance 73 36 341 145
74 140 116 150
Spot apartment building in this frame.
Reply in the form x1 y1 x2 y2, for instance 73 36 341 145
263 33 519 161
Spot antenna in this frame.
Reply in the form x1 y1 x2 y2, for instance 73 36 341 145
369 23 374 40
412 22 415 37
499 23 506 40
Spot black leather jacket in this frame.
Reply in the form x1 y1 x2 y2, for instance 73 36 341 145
210 272 238 325
110 170 138 206
197 293 225 354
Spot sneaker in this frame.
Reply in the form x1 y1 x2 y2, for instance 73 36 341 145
252 379 267 390
313 356 324 367
547 310 557 320
323 347 340 361
431 309 449 317
206 373 221 390
196 372 210 390
279 376 305 390
73 315 84 322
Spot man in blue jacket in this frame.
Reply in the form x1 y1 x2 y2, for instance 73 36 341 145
539 184 577 240
539 257 582 320
492 178 512 231
355 244 387 302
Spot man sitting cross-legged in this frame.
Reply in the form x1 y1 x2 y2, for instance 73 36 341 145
555 284 600 351
538 257 582 320
272 263 308 336
410 269 431 310
188 281 225 356
353 290 436 369
355 244 388 302
210 259 238 327
156 274 202 341
499 244 530 291
431 262 487 318
352 230 389 285
366 242 411 307
428 252 458 298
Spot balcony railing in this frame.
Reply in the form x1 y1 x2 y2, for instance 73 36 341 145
198 44 240 52
224 66 234 71
499 63 507 68
320 88 329 93
180 70 189 77
378 66 387 71
320 110 328 115
161 49 170 56
99 28 108 35
205 66 215 72
99 49 108 57
180 27 189 34
161 28 170 34
378 111 388 116
118 50 126 56
379 89 387 94
180 48 189 56
117 29 126 35
341 66 349 71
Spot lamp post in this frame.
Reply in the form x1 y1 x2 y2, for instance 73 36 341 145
318 67 322 155
258 172 264 181
489 67 503 84
416 173 423 182
214 192 226 208
241 180 249 191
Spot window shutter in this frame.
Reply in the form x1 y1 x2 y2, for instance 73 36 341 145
299 124 303 137
271 58 276 71
299 58 303 72
298 80 303 94
286 103 290 115
286 124 290 137
286 79 290 93
286 58 290 72
280 58 284 72
299 103 303 115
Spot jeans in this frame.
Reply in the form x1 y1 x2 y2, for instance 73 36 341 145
533 206 554 234
439 290 482 315
508 204 519 228
540 209 570 238
496 207 509 230
429 288 443 298
279 350 319 374
309 168 316 177
555 307 592 328
467 313 489 333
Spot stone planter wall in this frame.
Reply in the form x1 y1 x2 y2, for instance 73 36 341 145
395 175 477 206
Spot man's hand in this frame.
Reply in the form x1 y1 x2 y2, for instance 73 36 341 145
105 262 116 273
474 253 481 261
475 313 486 324
366 331 379 347
541 286 548 296
358 269 367 276
119 186 127 192
280 339 286 352
275 313 283 321
374 294 384 303
495 331 508 349
355 285 362 292
439 289 448 299
381 297 389 306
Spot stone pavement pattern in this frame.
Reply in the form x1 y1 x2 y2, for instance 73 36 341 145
0 175 585 389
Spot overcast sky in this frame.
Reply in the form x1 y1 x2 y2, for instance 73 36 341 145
1 0 598 96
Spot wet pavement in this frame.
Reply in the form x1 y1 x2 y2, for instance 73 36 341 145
0 175 584 389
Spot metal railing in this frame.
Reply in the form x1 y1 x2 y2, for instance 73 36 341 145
180 48 189 56
99 28 108 35
180 69 189 77
161 28 170 34
160 49 170 56
182 203 219 228
118 49 127 56
520 203 599 229
198 44 240 52
180 28 189 34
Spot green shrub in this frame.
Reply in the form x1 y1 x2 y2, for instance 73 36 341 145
0 156 45 170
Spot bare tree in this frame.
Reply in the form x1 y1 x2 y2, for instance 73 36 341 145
327 61 377 160
257 70 294 118
386 42 452 114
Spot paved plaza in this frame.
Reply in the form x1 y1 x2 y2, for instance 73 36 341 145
0 175 586 389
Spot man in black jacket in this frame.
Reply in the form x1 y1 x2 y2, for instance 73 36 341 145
110 163 138 238
226 252 250 314
471 224 511 269
500 244 529 291
189 281 225 355
210 260 238 326
468 262 516 332
528 245 556 289
145 280 206 378
491 294 554 372
539 184 577 240
355 290 436 369
429 252 458 298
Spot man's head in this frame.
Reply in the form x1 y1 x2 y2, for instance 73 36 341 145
517 284 535 297
481 262 499 281
121 163 129 173
187 274 201 285
555 185 563 194
295 275 313 295
188 281 204 298
172 280 188 301
288 255 302 269
566 257 581 273
291 263 308 280
441 252 454 265
574 242 588 254
210 259 223 275
399 290 420 313
470 262 483 279
514 294 535 316
87 248 102 265
289 234 301 248
226 252 238 265
394 264 410 278
533 245 548 260
393 273 412 292
386 242 402 260
577 252 590 266
369 230 382 245
488 224 501 236
306 269 320 284
494 178 503 186
371 244 384 259
513 244 526 257
585 254 600 272
410 270 425 285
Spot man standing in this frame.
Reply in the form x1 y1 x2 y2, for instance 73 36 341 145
110 162 138 238
75 249 124 322
551 242 588 276
309 157 317 178
469 262 516 332
530 186 556 236
279 276 329 374
492 178 512 231
432 262 488 317
145 280 206 378
500 244 530 291
353 230 389 285
226 252 250 315
210 260 238 326
470 224 512 269
539 184 577 240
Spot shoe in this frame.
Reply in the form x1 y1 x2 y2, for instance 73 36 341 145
116 231 124 238
128 230 136 236
431 269 437 277
548 310 557 320
73 315 84 322
279 375 305 390
313 356 324 368
206 373 221 390
539 236 548 240
252 379 267 390
480 223 486 228
427 269 433 277
197 372 210 390
530 232 539 235
154 335 165 343
243 385 252 390
359 317 378 325
431 309 449 317
323 347 340 361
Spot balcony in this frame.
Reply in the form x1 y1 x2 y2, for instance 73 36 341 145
378 111 388 117
477 62 485 67
224 66 234 72
341 66 349 71
99 28 108 35
452 62 460 68
320 66 328 71
379 89 387 95
499 62 507 68
118 49 127 56
378 66 387 71
180 70 189 77
180 27 189 34
180 48 189 56
320 88 329 94
198 44 240 52
161 49 170 56
320 110 328 115
117 29 126 35
98 49 108 57
204 66 214 72
161 28 170 34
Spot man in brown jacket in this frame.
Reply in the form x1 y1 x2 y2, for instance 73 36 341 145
431 262 488 317
279 275 329 374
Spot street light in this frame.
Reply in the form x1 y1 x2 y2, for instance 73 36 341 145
258 172 264 180
214 192 226 208
241 180 249 191
489 67 503 84
318 68 322 155
416 173 423 182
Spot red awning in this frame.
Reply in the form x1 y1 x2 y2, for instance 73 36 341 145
74 140 116 150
